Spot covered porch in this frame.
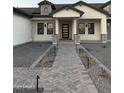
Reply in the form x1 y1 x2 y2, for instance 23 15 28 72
53 18 107 44
51 5 84 44
52 6 107 44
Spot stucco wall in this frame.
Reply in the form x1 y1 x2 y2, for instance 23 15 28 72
13 13 32 46
32 20 54 41
78 20 101 40
53 9 80 18
75 5 106 19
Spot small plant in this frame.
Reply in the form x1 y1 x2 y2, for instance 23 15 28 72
98 67 107 77
85 56 90 69
89 58 96 65
102 44 106 48
43 56 49 66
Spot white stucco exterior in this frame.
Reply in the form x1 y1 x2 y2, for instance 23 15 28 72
55 19 59 34
13 13 32 46
79 20 101 40
73 19 77 34
101 18 107 34
32 21 53 41
53 9 81 18
13 1 109 45
75 5 107 38
75 5 107 19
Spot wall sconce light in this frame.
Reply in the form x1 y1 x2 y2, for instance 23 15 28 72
86 24 88 27
44 24 46 27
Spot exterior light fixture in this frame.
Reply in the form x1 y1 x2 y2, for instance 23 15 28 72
86 24 87 27
44 24 47 27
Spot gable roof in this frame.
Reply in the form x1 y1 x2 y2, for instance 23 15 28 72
101 1 111 8
38 0 56 9
90 3 104 8
17 3 104 16
72 1 109 16
14 0 111 18
50 5 84 16
54 3 104 9
13 7 32 18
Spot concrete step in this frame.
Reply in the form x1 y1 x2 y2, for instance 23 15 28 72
59 41 74 45
43 90 52 93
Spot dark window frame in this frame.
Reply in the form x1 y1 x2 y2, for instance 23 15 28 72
47 23 54 35
88 23 95 34
37 23 44 35
79 23 85 34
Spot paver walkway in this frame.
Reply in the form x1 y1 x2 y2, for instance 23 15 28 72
14 42 98 93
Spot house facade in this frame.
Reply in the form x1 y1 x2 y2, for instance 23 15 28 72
13 0 111 46
101 1 111 39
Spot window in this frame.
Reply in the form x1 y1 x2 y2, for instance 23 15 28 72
88 23 94 34
79 23 85 34
44 7 48 13
47 23 54 34
37 23 44 34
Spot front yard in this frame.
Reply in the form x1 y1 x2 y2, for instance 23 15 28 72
81 42 111 70
13 42 52 67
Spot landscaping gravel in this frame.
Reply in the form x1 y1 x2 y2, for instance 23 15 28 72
13 42 52 67
78 46 111 93
81 42 111 70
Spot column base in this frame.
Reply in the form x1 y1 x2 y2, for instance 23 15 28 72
52 34 58 45
74 34 80 44
101 34 107 43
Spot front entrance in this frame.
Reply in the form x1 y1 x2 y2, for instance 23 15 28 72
62 24 69 39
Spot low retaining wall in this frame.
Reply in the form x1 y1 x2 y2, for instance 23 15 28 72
77 45 111 93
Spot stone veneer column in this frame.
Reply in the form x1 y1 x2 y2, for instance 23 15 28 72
101 18 107 43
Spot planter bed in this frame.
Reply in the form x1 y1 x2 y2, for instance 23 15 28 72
77 45 111 93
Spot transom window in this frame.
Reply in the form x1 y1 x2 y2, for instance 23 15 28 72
88 23 94 34
79 23 85 34
47 23 54 34
37 23 44 34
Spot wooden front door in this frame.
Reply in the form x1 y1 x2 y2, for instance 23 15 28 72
62 24 69 39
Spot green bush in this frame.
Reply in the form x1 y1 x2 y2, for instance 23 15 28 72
102 44 106 48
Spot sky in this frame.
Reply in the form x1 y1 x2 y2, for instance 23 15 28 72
13 0 110 7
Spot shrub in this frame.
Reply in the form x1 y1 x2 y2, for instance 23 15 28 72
102 44 106 48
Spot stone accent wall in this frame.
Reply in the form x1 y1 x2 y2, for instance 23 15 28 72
101 34 107 43
52 34 58 44
74 34 80 44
